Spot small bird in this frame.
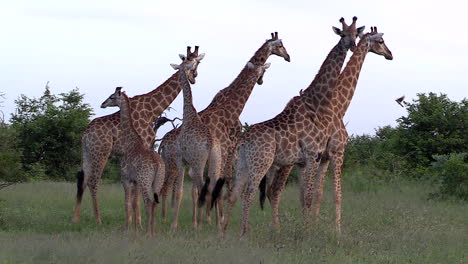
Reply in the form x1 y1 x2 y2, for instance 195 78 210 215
395 95 405 107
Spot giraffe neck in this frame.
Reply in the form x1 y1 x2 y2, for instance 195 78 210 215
179 68 200 124
334 36 369 119
119 93 144 151
129 71 181 121
202 64 260 119
203 42 271 110
301 40 348 111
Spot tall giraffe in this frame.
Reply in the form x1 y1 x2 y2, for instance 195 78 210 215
221 17 365 236
309 26 393 231
100 87 165 235
158 33 290 227
266 26 393 234
72 46 204 224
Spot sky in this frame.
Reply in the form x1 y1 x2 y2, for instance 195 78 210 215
0 0 466 138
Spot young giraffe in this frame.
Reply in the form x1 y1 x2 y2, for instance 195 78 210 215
266 27 393 234
221 17 364 236
100 87 165 235
73 46 204 224
158 33 290 226
169 54 224 230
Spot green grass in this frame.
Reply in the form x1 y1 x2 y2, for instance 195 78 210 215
0 177 466 263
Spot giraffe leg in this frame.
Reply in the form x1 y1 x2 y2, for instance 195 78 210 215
131 184 142 231
160 163 174 222
79 150 110 224
268 165 293 231
192 184 200 229
312 160 330 224
89 180 103 225
141 186 154 236
122 181 132 231
191 163 206 229
221 157 249 235
331 155 344 234
240 172 265 237
299 155 322 226
72 170 86 223
170 164 185 231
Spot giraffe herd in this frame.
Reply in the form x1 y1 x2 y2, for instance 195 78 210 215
72 17 393 237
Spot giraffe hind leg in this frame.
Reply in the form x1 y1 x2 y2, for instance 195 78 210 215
72 170 85 223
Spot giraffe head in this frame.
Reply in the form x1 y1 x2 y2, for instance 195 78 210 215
247 61 271 85
364 26 393 60
332 16 365 52
177 46 205 84
100 87 123 108
171 46 205 84
266 32 291 62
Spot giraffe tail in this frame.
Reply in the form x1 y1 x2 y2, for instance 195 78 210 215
154 193 159 204
76 170 85 200
259 176 267 210
210 178 225 209
198 177 210 207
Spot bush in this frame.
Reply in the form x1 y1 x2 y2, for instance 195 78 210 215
430 153 468 200
0 123 27 188
10 83 93 181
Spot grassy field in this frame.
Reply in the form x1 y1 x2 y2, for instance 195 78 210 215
0 176 466 263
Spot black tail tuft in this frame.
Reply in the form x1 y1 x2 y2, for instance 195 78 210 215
76 170 85 200
154 193 159 204
198 177 210 207
210 178 226 209
259 176 266 210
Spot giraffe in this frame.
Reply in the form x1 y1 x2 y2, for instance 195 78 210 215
168 54 225 230
266 26 393 234
221 17 365 236
309 26 393 232
100 87 165 235
158 33 291 227
72 46 204 224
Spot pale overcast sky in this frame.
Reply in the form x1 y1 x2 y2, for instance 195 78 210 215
0 0 466 138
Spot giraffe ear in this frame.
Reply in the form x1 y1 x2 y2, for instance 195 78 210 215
170 63 180 70
196 53 205 62
179 54 186 61
263 62 271 70
357 26 365 38
247 62 255 69
332 26 342 36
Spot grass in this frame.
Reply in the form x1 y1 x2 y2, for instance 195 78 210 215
0 176 466 263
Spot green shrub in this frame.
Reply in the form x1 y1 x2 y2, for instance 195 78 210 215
430 153 468 200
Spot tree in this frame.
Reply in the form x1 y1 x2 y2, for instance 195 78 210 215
10 83 93 181
0 92 27 189
393 93 467 177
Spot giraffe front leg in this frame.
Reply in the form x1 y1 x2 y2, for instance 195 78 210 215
313 160 330 224
299 156 322 226
331 155 344 234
